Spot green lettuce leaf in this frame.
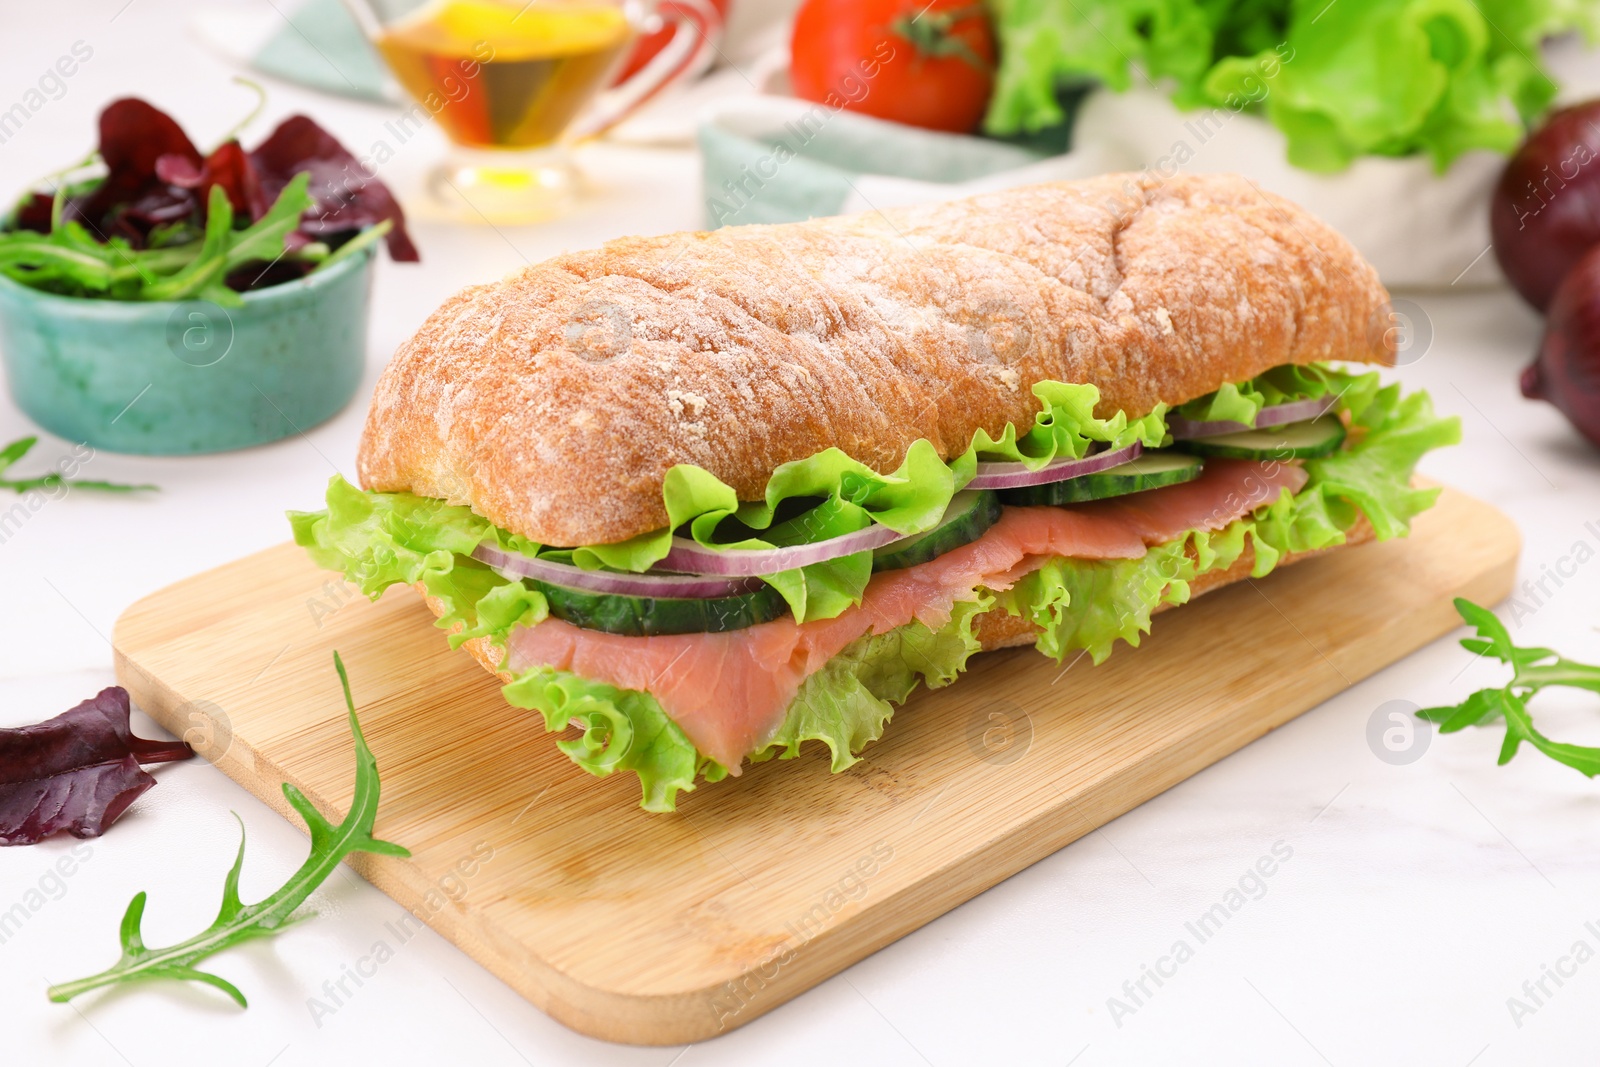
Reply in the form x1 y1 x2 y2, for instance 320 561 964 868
574 442 955 623
1297 379 1461 540
1243 480 1346 575
955 381 1169 479
291 474 998 810
999 523 1249 664
1173 363 1383 426
1219 0 1523 173
750 595 993 771
289 474 547 652
501 667 727 812
1001 375 1458 663
986 0 1597 172
984 0 1223 133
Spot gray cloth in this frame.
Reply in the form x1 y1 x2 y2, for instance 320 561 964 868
252 0 389 101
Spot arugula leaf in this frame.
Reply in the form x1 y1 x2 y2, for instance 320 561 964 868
138 186 239 305
314 218 392 276
46 653 409 1007
5 98 416 300
133 175 317 307
0 436 34 477
221 173 318 276
0 436 156 494
1419 598 1600 777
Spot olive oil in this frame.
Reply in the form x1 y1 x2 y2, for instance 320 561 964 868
376 0 634 149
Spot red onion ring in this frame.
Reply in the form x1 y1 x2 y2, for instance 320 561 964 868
657 521 907 577
1166 395 1338 439
965 441 1143 490
473 544 767 598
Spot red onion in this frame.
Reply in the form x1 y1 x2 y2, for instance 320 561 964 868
658 522 907 577
1167 396 1339 439
966 441 1143 490
474 544 766 598
1524 242 1600 449
1491 100 1600 312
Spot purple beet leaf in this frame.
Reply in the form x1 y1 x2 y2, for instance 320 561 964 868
156 139 269 221
250 115 420 262
0 687 192 846
69 98 204 246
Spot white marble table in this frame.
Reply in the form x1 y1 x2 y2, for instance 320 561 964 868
5 3 1600 1065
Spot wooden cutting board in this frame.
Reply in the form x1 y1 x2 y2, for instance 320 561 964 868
112 486 1517 1046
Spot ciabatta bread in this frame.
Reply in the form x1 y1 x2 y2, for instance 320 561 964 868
359 173 1392 547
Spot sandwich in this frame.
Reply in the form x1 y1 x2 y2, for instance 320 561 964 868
290 173 1459 811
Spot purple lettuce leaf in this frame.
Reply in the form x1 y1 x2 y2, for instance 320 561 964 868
250 115 420 262
67 98 204 247
156 139 269 221
0 687 192 846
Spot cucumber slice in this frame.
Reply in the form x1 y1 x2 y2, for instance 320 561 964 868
872 489 1000 572
1180 416 1346 460
533 580 790 636
998 451 1204 506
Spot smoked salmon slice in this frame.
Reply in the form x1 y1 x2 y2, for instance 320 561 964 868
1073 457 1307 541
504 459 1306 769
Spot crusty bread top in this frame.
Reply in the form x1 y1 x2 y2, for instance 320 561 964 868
358 173 1393 547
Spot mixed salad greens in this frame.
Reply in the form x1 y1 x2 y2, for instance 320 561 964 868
294 362 1460 810
0 96 416 305
985 0 1599 172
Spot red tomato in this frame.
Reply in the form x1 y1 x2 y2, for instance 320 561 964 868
789 0 995 134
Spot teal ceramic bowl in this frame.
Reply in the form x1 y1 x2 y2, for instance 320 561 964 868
0 248 374 455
